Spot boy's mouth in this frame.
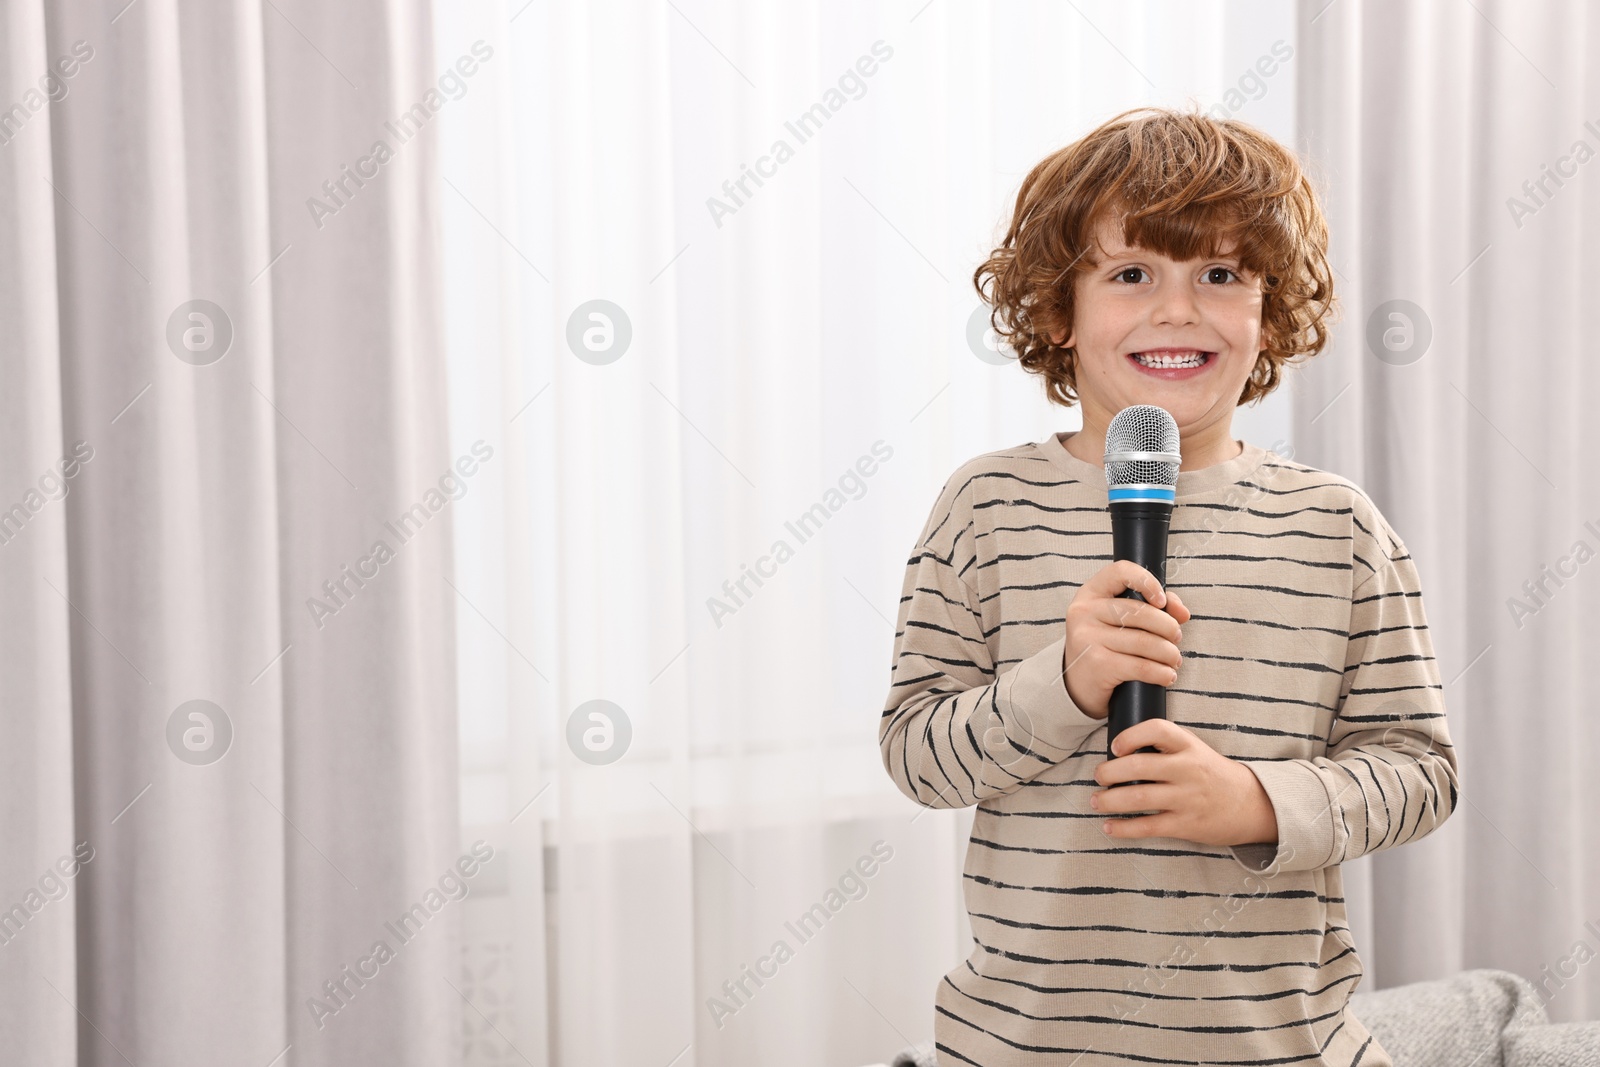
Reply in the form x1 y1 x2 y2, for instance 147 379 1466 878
1127 349 1215 379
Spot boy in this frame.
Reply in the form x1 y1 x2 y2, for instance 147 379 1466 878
879 107 1459 1066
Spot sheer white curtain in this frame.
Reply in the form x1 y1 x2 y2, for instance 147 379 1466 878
1295 0 1599 1017
435 3 1296 1064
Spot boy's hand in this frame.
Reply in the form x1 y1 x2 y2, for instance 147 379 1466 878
1090 718 1278 848
1062 560 1191 719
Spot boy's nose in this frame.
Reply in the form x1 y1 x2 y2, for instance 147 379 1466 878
1151 284 1200 325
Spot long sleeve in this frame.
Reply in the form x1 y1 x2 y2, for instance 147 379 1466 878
1231 499 1461 874
879 471 1105 810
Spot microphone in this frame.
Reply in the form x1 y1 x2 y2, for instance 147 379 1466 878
1103 405 1181 775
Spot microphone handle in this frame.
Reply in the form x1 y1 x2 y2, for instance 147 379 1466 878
1106 500 1173 786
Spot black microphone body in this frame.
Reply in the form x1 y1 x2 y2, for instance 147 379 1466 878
1107 497 1173 763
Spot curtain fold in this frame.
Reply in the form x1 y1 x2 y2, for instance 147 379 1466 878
0 0 77 1061
0 1 461 1064
1295 0 1597 1017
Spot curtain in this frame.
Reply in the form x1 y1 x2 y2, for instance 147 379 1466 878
0 1 461 1065
1294 0 1597 1017
441 3 1299 1065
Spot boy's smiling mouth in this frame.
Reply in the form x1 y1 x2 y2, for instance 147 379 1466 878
1126 347 1215 379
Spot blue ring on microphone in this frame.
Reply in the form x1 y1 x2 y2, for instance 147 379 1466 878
1108 486 1175 503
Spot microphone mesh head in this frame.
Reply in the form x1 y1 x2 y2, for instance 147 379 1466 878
1104 405 1181 489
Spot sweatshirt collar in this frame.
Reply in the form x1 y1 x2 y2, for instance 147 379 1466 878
1038 430 1269 502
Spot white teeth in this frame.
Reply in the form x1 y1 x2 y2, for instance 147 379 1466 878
1133 351 1208 368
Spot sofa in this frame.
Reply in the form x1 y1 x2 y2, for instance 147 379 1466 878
879 969 1600 1066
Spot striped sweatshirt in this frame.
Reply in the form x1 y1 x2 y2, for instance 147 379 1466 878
879 430 1460 1067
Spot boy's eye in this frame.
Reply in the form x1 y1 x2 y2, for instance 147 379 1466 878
1112 266 1240 284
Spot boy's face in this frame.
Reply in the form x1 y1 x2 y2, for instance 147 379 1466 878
1052 216 1264 440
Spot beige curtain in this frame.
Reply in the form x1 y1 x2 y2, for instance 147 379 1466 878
1295 0 1598 1017
0 1 461 1064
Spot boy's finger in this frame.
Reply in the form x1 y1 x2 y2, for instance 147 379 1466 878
1108 717 1189 757
1093 753 1165 787
1094 598 1182 643
1091 782 1174 814
1094 560 1166 607
1164 589 1191 623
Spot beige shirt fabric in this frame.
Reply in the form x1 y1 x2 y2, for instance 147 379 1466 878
879 430 1460 1067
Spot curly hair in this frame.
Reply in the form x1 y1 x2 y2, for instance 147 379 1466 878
973 105 1337 408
